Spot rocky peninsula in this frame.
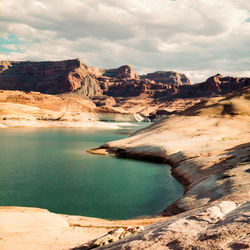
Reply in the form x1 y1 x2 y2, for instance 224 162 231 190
88 86 250 249
0 59 249 249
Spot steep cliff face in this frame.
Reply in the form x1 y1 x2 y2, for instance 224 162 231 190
103 65 139 79
176 74 250 98
98 67 189 97
142 71 191 86
98 78 178 98
0 59 102 97
0 59 249 100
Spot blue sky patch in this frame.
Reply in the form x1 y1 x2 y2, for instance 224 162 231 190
0 34 22 54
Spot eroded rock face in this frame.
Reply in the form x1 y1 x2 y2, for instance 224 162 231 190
103 65 139 79
142 71 191 86
1 59 249 100
97 77 178 98
0 59 102 97
98 68 189 98
177 74 250 98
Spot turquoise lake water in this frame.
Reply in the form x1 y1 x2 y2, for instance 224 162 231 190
0 124 183 219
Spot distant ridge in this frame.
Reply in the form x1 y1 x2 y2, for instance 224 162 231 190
0 59 249 99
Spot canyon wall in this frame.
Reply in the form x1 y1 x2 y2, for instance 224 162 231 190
0 58 249 101
0 59 101 97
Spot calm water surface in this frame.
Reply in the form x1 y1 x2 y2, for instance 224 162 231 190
0 124 183 219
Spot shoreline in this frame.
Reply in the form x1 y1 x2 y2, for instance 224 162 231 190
91 115 250 212
86 106 250 248
0 120 142 130
1 89 250 249
0 114 249 249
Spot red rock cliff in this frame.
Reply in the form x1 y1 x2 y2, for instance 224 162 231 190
0 58 102 97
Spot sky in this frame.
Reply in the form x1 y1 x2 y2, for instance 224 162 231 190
0 0 249 83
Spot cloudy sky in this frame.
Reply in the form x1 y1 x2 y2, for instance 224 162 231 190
0 0 249 82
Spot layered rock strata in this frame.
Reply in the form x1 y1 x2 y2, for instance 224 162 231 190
141 71 191 86
0 59 249 100
0 59 101 97
176 73 250 98
0 90 146 128
103 65 139 79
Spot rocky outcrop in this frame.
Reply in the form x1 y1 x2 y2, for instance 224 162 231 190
0 90 147 127
103 65 139 79
74 226 145 249
97 71 249 99
142 71 191 86
98 201 250 250
92 96 116 107
97 77 178 98
0 59 102 97
176 73 250 98
97 67 190 98
1 59 249 100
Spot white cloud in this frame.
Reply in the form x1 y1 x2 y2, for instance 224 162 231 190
1 44 17 50
0 0 249 83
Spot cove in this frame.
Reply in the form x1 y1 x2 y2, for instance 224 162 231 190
0 125 183 220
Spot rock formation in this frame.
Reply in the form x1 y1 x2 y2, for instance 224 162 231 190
103 65 139 79
176 73 250 98
142 70 191 86
0 59 188 99
0 58 249 126
0 58 102 97
0 90 146 128
1 59 249 101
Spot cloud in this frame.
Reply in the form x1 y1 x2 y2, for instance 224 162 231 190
1 44 17 50
0 0 249 82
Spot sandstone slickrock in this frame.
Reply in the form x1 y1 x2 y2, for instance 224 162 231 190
87 86 250 249
0 90 147 127
0 207 164 250
98 201 250 250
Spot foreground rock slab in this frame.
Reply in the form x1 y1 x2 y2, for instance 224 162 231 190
0 207 164 250
98 201 250 249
